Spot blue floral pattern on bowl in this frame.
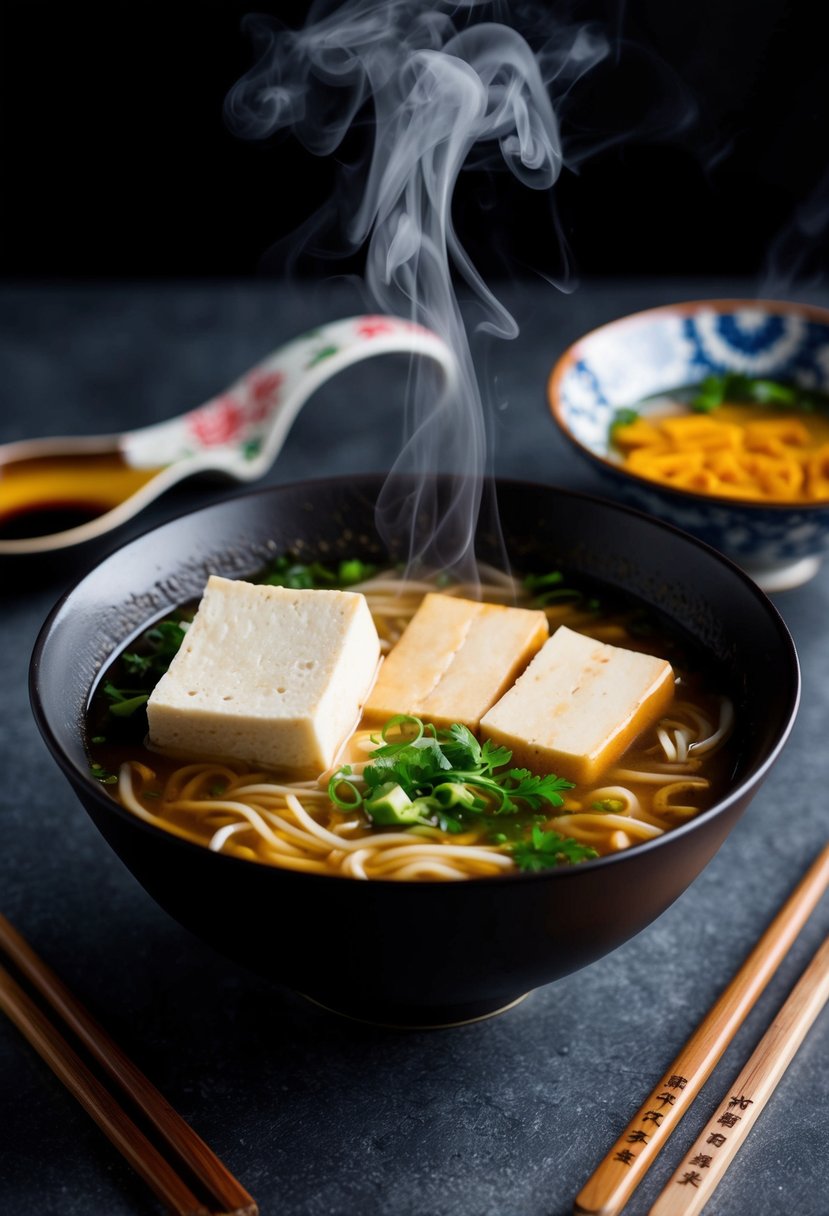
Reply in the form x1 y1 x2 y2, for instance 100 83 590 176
550 301 829 587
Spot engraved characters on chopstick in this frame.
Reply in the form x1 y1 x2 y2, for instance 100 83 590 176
611 1074 689 1166
674 1094 754 1187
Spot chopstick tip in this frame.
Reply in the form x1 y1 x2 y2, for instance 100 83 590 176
573 1199 615 1216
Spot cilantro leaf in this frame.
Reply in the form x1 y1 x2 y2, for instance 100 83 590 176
511 825 598 871
102 618 188 717
498 769 573 813
438 723 482 769
363 735 453 799
351 716 574 831
481 738 512 769
121 651 154 676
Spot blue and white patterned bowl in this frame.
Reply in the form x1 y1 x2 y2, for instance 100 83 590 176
549 299 829 590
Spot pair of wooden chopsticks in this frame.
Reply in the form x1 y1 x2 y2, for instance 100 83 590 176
0 913 258 1216
575 843 829 1216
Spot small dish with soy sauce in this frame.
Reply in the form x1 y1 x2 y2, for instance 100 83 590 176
548 299 829 590
0 315 455 559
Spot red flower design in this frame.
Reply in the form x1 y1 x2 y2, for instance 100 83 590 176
356 317 396 338
187 395 245 446
246 370 285 422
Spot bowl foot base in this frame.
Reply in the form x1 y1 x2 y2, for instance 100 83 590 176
297 990 531 1029
740 554 822 593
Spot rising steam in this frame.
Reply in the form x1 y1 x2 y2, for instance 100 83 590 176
226 1 608 579
761 165 829 297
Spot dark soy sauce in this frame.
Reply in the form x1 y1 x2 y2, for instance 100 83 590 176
0 451 162 539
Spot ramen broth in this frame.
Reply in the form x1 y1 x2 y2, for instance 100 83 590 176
86 566 734 881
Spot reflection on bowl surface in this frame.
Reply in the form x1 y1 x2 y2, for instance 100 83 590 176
549 299 829 590
30 477 799 1027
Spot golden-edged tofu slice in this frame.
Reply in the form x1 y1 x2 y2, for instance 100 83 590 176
479 625 674 784
364 593 548 731
147 576 380 775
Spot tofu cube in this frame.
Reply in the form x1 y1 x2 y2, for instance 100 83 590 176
364 593 548 731
479 625 674 784
146 576 380 775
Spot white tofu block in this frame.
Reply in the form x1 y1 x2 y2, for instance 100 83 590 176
364 592 548 730
147 576 380 775
479 625 674 784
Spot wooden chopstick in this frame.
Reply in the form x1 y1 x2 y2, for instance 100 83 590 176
574 842 829 1216
648 933 829 1216
0 914 257 1216
0 963 210 1216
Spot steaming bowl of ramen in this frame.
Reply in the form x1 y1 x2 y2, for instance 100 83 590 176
549 299 829 591
30 476 798 1027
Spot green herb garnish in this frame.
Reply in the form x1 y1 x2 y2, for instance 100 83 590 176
102 683 150 718
329 716 574 832
103 619 188 716
363 782 432 827
610 406 641 432
260 556 376 589
327 715 597 870
523 570 588 609
750 379 798 406
109 694 150 718
89 762 118 785
591 798 624 813
511 825 598 871
690 373 729 413
690 373 817 414
328 765 364 810
122 620 187 678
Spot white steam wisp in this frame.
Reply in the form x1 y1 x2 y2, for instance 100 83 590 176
226 1 608 578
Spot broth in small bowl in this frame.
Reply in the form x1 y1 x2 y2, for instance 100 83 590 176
30 476 798 1027
548 299 829 590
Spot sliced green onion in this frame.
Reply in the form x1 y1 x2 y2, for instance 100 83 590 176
380 714 425 749
327 768 363 810
108 694 150 718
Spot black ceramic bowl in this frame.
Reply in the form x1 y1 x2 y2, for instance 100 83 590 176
31 476 799 1028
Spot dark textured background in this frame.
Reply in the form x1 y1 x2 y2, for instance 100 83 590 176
1 278 827 1215
1 0 826 283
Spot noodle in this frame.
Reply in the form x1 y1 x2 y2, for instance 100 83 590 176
652 781 711 820
689 699 734 755
104 568 734 881
551 813 664 840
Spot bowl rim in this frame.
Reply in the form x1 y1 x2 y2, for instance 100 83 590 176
29 473 801 889
548 297 829 513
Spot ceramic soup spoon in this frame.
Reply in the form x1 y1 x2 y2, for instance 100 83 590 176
0 315 457 555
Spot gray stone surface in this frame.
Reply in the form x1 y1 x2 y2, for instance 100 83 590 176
1 280 827 1216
